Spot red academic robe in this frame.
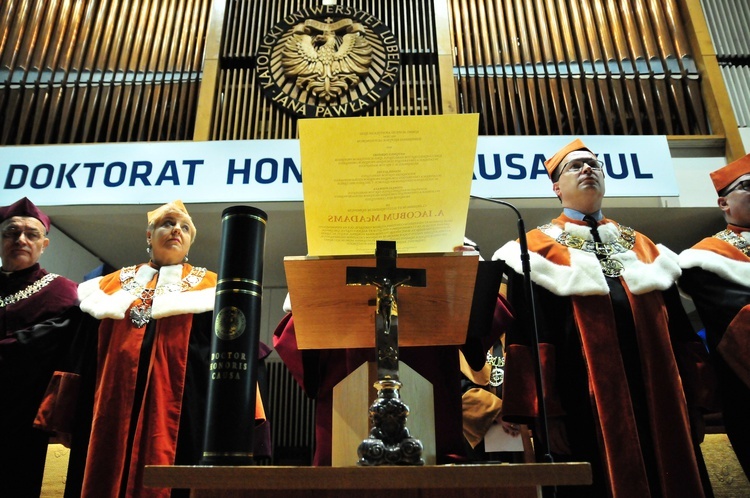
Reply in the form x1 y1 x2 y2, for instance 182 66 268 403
1 263 79 498
494 214 713 498
679 224 750 476
74 263 265 498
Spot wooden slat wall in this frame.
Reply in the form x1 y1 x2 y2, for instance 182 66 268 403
208 0 442 140
721 64 750 127
0 0 742 147
0 0 211 145
700 0 750 60
449 0 711 136
701 0 750 129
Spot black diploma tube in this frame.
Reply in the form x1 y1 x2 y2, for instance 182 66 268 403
201 205 267 465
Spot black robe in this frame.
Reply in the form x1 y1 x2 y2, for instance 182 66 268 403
679 228 750 477
0 264 79 498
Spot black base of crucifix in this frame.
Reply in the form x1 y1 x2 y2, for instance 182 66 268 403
357 379 424 466
347 241 426 466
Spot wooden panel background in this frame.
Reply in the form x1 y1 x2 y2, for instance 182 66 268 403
0 0 211 144
0 0 743 159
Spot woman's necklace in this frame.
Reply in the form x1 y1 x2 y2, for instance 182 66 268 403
129 287 155 328
121 265 207 327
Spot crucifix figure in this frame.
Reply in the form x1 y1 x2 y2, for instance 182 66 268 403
346 241 426 465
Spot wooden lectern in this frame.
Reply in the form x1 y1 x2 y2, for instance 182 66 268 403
283 252 480 350
145 252 592 496
285 251 480 465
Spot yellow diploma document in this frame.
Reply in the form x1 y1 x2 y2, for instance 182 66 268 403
299 114 479 256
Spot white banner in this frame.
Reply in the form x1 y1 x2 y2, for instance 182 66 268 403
0 135 677 206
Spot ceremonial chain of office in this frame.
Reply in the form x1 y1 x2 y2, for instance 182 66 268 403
539 223 637 277
121 265 207 327
714 229 750 256
0 273 59 307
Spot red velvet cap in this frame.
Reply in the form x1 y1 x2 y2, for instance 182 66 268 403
0 197 51 232
544 138 595 180
710 153 750 195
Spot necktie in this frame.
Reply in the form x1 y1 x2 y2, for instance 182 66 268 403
583 214 607 261
583 216 628 278
583 215 602 243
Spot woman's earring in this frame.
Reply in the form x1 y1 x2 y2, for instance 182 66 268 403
183 254 189 263
146 244 152 256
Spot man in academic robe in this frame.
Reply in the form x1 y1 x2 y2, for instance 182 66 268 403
0 197 80 498
493 139 714 498
679 153 750 478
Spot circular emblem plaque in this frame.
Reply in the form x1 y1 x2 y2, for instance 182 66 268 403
255 6 400 118
214 306 246 340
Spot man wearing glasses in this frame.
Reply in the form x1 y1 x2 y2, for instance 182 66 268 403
493 139 712 497
679 153 750 479
0 197 79 497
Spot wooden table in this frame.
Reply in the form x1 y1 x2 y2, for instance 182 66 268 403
145 462 592 497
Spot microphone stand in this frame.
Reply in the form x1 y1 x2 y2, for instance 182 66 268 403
470 195 553 467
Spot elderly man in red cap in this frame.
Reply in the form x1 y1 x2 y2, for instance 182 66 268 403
493 139 714 498
0 197 79 497
679 153 750 479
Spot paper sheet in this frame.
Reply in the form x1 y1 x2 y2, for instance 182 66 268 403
484 423 524 453
299 114 479 256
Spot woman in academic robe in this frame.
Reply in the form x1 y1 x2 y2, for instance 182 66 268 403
65 201 267 498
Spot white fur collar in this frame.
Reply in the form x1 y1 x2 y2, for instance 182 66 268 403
679 248 750 288
493 238 681 297
78 264 215 320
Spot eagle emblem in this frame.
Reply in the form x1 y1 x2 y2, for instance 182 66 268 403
282 18 373 102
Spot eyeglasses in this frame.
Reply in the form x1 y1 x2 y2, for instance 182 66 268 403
728 180 750 194
561 158 604 175
1 227 45 242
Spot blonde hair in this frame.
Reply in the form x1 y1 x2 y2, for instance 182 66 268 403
146 200 197 242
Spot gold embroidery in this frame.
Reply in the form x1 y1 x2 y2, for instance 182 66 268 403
714 229 750 256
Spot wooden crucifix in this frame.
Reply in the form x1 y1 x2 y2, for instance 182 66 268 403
346 240 427 466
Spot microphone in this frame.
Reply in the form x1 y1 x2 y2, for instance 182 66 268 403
469 195 554 467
